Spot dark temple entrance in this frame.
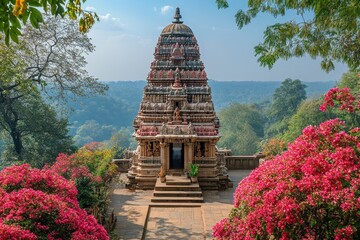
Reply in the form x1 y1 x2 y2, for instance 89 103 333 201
170 143 184 169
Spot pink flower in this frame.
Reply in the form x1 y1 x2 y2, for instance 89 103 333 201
0 165 109 240
213 119 360 239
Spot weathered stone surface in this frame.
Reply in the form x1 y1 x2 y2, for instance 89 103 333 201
127 8 229 190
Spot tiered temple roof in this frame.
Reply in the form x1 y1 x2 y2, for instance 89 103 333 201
128 8 228 190
133 7 219 136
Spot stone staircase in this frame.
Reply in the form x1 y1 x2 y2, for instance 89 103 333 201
150 175 204 205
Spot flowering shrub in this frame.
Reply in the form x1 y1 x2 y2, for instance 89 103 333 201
0 219 37 240
320 87 359 113
0 164 109 240
50 143 118 230
261 137 287 159
213 119 360 239
74 142 117 179
0 164 78 206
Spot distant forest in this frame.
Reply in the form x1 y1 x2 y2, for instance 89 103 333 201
67 80 335 146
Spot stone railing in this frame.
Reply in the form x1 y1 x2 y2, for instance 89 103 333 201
224 154 264 170
113 159 131 173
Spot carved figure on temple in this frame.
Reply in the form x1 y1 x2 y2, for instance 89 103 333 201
174 107 180 121
168 70 174 78
205 143 209 157
146 142 153 156
195 142 201 158
153 142 160 156
188 122 194 134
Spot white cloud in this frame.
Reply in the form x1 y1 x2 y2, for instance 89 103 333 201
157 26 164 31
161 5 173 15
99 13 111 20
98 13 126 29
85 6 96 11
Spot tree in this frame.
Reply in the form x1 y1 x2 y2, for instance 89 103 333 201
283 72 359 143
261 137 287 159
0 92 76 167
0 0 98 44
283 98 337 143
73 120 117 147
269 79 307 121
106 127 136 158
0 15 106 160
320 72 360 128
216 0 360 72
337 71 359 95
266 78 307 137
213 78 360 239
50 144 118 226
218 103 266 154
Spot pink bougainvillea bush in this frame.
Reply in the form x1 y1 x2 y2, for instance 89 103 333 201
213 119 360 239
0 164 109 240
320 87 359 113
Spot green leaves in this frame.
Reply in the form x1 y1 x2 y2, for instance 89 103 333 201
216 0 229 9
29 7 44 29
226 0 360 71
235 10 251 29
0 0 96 45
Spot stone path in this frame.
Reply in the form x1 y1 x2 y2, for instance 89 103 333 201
109 170 252 240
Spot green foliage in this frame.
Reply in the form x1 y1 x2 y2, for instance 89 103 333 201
217 0 360 72
0 93 76 167
105 128 135 158
264 117 290 139
0 0 98 45
216 0 229 9
75 177 98 209
189 163 199 177
261 137 287 159
269 79 307 121
0 15 106 165
321 72 360 129
73 120 117 147
65 81 334 138
74 143 117 179
218 103 266 154
283 98 337 143
266 79 307 138
337 71 359 94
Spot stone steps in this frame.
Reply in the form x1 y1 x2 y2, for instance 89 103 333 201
149 202 202 207
151 176 204 203
165 175 191 185
153 191 203 197
151 196 203 203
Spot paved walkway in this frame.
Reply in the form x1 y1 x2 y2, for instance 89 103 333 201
109 170 252 240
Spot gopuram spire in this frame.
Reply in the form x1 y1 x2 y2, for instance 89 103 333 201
127 8 230 191
172 7 183 23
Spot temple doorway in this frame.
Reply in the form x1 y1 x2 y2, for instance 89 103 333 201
169 143 184 169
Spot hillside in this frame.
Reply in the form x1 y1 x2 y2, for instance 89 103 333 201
67 80 336 143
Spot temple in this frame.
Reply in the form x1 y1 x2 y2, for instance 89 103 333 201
127 8 230 190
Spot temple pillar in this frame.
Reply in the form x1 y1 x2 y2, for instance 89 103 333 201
140 141 146 157
184 141 194 171
210 141 216 157
160 142 169 171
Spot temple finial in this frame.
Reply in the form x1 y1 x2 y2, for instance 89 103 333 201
172 7 183 24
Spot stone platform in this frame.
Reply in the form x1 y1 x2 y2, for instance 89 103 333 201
151 175 203 204
110 170 252 239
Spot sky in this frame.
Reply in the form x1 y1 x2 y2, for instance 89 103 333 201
83 0 348 82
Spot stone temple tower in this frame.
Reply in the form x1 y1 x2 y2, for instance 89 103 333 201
127 8 229 190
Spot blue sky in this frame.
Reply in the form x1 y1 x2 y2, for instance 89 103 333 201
83 0 348 82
